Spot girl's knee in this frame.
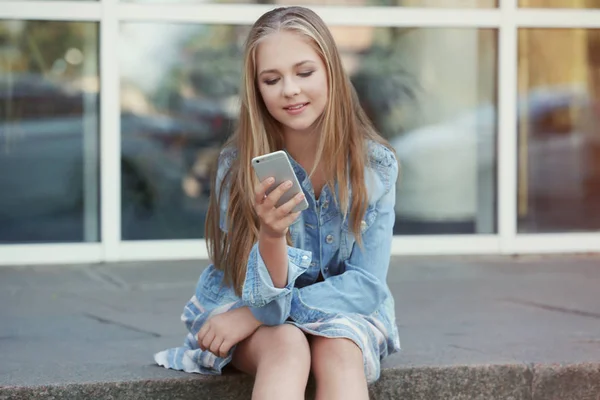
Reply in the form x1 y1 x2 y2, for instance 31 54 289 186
233 324 310 375
266 325 309 350
256 324 311 362
310 337 364 373
310 337 369 400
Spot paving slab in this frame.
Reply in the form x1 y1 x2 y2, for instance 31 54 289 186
0 254 599 399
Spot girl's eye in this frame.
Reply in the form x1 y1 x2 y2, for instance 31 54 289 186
264 78 279 85
298 71 314 78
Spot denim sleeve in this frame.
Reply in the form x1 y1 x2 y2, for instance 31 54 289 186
213 148 312 325
242 242 312 325
290 160 398 322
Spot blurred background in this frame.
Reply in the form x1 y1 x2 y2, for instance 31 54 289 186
0 0 599 252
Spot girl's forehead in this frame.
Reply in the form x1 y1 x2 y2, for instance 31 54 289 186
256 32 321 71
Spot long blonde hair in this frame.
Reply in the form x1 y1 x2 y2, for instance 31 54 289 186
205 6 394 296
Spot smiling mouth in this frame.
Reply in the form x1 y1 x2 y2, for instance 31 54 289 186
284 103 309 110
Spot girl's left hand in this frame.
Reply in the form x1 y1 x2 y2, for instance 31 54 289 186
197 307 262 358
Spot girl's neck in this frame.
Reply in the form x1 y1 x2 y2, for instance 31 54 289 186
283 127 319 172
284 129 327 200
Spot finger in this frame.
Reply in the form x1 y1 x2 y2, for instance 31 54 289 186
219 340 233 358
254 177 275 205
210 336 225 357
276 192 305 218
197 323 210 349
201 329 216 352
264 180 293 208
280 211 301 228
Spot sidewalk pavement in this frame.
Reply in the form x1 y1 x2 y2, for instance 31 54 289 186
1 254 599 399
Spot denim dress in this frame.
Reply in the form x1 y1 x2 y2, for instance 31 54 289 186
154 140 401 383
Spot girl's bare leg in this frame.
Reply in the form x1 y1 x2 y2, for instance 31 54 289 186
232 324 311 400
309 336 369 400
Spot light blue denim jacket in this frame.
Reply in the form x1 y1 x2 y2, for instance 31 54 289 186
208 140 399 325
156 140 401 383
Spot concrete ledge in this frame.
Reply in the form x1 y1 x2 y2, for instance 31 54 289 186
2 364 599 400
370 364 532 400
0 374 256 400
6 363 598 400
532 363 600 400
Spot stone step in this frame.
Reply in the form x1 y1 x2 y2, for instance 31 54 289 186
2 363 600 400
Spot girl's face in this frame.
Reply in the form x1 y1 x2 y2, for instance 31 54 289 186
255 30 329 137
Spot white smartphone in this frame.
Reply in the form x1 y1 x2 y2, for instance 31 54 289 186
251 150 309 213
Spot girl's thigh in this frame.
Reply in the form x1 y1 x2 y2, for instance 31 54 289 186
231 324 310 375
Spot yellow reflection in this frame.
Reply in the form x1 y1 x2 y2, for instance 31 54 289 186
518 28 600 231
520 0 600 8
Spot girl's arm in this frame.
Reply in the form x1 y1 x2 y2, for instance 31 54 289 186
258 233 289 288
253 176 305 288
213 149 311 326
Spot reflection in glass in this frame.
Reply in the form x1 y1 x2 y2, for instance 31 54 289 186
0 0 95 2
120 24 497 239
520 0 600 8
119 24 244 240
122 0 496 7
366 28 498 235
518 29 600 233
0 21 99 243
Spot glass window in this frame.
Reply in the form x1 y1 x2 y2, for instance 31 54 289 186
123 0 496 7
369 28 498 235
120 23 244 240
120 23 497 239
0 21 100 244
517 29 600 233
0 0 96 2
520 0 600 8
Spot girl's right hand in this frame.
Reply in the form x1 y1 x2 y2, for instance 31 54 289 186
254 177 305 239
197 307 261 358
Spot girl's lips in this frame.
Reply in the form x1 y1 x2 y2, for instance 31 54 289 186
284 102 309 115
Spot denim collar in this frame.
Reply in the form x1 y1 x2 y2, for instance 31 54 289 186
284 149 345 210
284 149 308 182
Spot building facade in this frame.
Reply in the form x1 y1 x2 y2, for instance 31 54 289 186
0 0 599 265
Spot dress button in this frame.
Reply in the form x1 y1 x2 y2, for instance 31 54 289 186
302 255 309 260
360 220 367 232
322 200 329 209
310 261 316 267
325 234 334 244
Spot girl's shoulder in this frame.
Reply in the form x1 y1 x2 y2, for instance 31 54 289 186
365 140 399 194
366 140 397 169
217 146 238 171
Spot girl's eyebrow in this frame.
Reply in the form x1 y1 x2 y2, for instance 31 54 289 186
258 60 315 76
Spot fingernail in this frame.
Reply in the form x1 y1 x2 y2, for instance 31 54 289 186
296 193 305 199
267 177 275 184
285 181 292 188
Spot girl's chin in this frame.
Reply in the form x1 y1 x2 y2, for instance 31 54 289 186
279 119 319 135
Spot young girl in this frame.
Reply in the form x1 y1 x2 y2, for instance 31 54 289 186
155 6 401 399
